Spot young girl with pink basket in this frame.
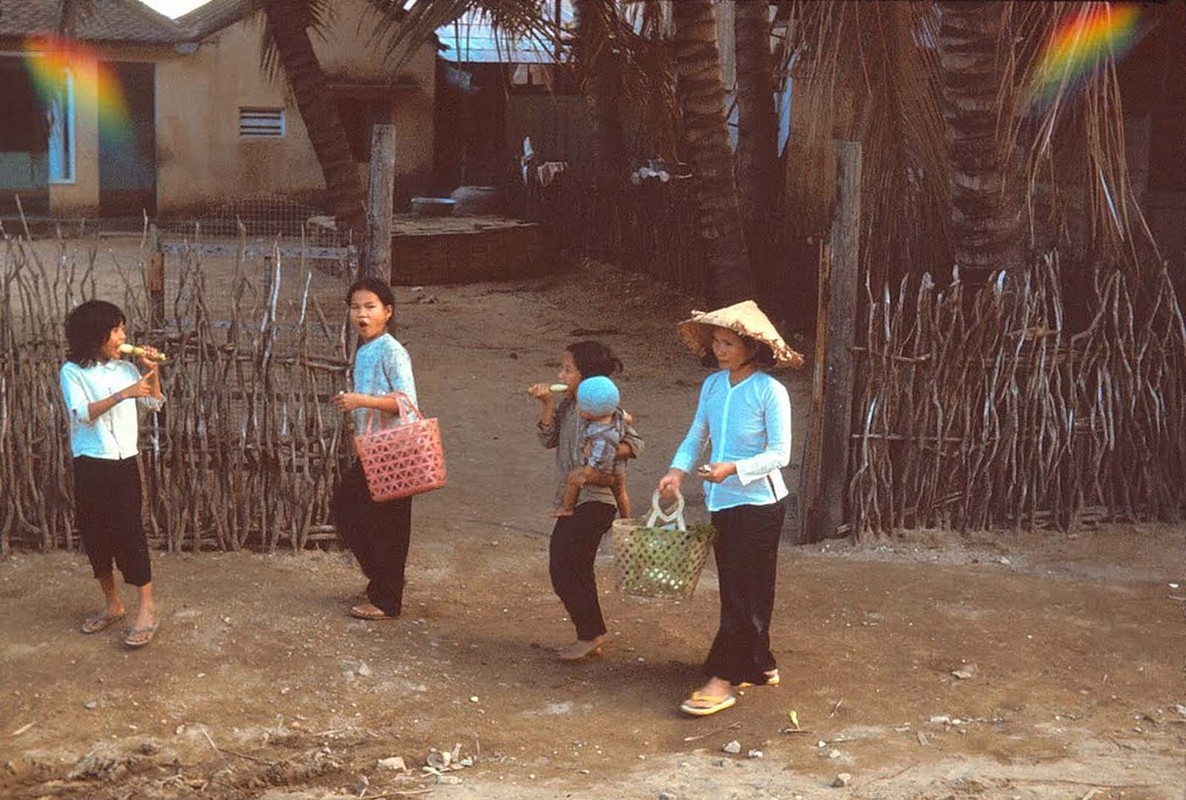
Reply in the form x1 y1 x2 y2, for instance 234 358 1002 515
330 277 421 621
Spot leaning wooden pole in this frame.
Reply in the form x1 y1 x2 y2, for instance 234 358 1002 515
361 124 396 281
811 141 862 541
147 224 165 329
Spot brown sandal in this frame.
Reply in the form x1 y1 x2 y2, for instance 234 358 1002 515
350 603 398 620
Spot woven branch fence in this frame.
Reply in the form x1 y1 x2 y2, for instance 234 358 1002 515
0 230 353 555
849 253 1186 536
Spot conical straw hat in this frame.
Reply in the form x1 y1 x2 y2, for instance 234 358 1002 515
677 300 804 369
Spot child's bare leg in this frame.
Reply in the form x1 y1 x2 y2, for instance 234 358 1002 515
552 468 585 517
613 475 632 518
581 468 631 517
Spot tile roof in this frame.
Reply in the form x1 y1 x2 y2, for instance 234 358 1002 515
0 0 185 44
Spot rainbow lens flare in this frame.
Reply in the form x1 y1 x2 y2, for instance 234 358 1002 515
1029 4 1141 109
23 35 131 144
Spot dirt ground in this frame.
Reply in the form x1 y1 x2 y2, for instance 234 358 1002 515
1 244 1183 800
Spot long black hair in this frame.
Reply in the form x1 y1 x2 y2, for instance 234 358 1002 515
345 276 397 334
65 299 125 367
567 340 623 379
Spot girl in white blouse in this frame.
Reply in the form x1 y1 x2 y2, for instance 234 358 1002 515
60 300 164 649
658 301 803 716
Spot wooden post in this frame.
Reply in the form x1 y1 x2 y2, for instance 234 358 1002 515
809 141 862 541
362 124 396 281
147 224 165 329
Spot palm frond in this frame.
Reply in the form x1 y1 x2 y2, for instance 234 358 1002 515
1007 1 1159 269
375 0 562 72
579 0 678 160
784 0 952 287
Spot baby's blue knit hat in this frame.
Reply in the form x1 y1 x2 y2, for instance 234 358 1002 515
577 376 619 416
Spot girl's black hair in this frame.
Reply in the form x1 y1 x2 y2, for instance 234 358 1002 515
567 340 623 379
346 277 395 308
65 299 125 367
346 277 397 332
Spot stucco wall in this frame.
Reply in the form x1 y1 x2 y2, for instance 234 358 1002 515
155 0 436 217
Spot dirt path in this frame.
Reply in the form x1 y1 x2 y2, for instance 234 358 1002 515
1 258 1182 800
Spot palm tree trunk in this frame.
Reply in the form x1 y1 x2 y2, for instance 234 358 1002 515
938 0 1024 283
672 0 754 306
263 1 366 240
734 0 780 294
574 0 627 261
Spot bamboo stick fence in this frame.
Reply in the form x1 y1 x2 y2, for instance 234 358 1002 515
849 253 1186 536
0 228 353 556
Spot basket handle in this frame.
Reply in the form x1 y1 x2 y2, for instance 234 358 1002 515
361 391 423 434
391 391 424 423
645 490 686 531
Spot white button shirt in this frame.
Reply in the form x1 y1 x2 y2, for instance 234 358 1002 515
670 369 792 512
60 360 164 459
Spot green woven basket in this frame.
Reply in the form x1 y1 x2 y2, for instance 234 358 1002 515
611 491 715 600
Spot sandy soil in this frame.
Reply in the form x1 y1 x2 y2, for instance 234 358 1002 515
1 248 1183 800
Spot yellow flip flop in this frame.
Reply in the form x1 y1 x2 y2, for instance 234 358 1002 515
680 691 737 716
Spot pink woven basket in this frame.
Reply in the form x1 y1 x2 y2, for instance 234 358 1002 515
355 392 447 502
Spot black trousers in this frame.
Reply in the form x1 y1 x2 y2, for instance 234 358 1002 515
331 460 413 617
73 455 152 587
549 500 616 641
703 499 786 684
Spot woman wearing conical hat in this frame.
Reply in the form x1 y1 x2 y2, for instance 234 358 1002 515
657 300 803 716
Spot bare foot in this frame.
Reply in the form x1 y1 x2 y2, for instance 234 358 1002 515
557 637 603 661
551 508 575 518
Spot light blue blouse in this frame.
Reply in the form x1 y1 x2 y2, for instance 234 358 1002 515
60 360 164 459
351 333 416 431
670 370 792 512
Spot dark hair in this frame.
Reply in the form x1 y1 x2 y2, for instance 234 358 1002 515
567 340 623 379
65 299 125 367
742 336 777 369
346 277 395 308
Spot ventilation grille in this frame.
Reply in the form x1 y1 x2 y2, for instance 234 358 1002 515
239 107 285 138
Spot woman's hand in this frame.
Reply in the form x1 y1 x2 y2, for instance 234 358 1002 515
527 383 555 403
333 391 366 412
697 462 736 483
657 468 684 500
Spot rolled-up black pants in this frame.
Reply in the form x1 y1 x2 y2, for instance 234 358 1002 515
549 501 616 641
331 460 413 617
703 499 786 685
73 455 152 586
